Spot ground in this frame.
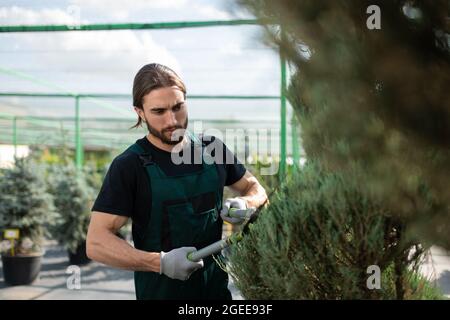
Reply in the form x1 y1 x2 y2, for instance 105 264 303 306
0 241 448 300
418 246 450 298
0 240 244 300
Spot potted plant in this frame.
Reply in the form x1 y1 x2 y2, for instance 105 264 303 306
0 157 57 285
49 164 94 265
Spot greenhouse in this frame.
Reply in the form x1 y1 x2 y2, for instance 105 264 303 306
0 0 449 305
0 20 302 174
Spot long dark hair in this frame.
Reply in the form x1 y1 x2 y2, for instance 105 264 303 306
132 63 186 128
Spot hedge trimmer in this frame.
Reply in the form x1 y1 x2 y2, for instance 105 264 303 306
187 207 260 262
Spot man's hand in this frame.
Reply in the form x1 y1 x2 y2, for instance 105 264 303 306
220 197 247 225
160 247 204 281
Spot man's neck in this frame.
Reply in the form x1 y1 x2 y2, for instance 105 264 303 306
146 133 187 153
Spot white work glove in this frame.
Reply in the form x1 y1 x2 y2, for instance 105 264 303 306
220 197 247 225
160 247 204 281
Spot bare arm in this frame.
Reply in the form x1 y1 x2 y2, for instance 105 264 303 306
228 170 268 208
86 212 160 272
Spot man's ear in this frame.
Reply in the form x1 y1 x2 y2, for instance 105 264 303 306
134 107 145 121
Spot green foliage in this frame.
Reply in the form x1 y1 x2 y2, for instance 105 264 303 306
48 164 94 253
84 149 114 173
404 270 445 300
82 162 106 192
0 157 57 255
238 0 450 248
227 162 444 299
248 161 299 191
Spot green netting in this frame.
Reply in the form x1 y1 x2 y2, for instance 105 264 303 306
0 19 303 174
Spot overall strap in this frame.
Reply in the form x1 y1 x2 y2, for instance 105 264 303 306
127 143 154 166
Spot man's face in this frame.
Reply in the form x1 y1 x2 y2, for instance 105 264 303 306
135 86 188 145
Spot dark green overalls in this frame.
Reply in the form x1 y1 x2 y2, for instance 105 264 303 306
127 134 232 300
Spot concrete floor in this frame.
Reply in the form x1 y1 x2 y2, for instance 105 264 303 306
0 241 448 300
0 240 243 300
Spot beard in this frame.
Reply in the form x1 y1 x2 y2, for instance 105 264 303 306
145 117 188 145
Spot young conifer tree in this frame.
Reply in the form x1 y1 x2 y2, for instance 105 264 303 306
228 0 448 298
237 0 450 248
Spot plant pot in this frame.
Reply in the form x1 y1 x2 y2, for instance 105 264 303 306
68 241 90 266
1 253 42 286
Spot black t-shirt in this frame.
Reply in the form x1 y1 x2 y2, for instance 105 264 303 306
92 135 246 237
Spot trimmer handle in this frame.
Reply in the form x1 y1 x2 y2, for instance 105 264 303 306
227 207 256 219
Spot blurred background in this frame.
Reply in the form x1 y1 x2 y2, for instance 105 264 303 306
0 0 300 300
0 0 303 170
1 0 448 301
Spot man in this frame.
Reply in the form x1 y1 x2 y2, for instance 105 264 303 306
87 63 268 300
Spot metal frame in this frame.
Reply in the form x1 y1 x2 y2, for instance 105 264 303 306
0 19 297 176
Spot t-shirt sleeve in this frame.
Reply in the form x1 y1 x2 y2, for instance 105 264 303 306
225 156 246 186
91 154 137 217
204 135 246 186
